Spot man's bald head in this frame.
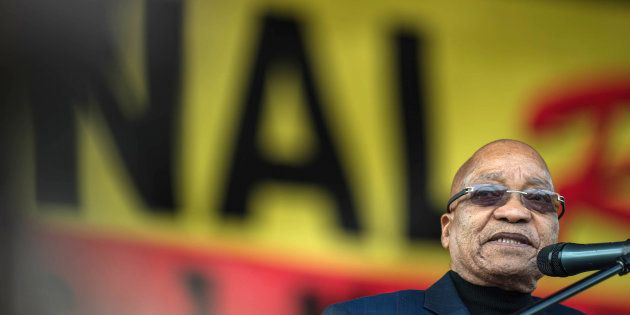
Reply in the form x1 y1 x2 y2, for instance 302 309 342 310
450 139 552 196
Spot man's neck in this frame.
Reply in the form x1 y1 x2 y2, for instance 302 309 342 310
448 270 533 315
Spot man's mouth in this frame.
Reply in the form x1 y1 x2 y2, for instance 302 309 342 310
486 232 533 247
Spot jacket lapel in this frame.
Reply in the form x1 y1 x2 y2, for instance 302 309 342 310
423 273 469 315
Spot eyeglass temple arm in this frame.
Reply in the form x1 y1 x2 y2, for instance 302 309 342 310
445 187 472 213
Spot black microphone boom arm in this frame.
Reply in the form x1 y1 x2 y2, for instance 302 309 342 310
515 253 630 315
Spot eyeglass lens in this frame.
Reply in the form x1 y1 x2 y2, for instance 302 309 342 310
470 185 559 215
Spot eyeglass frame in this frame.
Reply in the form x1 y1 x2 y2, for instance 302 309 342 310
445 184 566 219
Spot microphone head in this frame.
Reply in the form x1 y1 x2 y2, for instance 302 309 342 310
537 243 568 277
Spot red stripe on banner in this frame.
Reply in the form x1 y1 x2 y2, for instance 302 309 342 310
20 224 629 315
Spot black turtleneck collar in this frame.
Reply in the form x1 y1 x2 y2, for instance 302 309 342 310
448 270 534 315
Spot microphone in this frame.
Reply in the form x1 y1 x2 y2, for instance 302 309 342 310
537 239 630 277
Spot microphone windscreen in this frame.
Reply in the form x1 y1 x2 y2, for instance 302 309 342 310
537 243 567 276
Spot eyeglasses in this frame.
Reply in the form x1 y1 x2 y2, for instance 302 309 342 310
446 183 565 219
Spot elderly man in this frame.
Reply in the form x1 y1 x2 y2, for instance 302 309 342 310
324 139 583 315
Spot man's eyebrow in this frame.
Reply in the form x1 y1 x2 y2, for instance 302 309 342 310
525 177 553 189
471 172 505 183
467 173 553 189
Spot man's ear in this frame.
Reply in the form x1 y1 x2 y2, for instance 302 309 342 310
440 213 453 249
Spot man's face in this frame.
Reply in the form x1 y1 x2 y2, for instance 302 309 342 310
441 148 559 292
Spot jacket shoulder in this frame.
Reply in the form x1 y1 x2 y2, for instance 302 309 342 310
323 290 425 315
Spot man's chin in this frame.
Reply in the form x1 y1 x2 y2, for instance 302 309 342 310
479 256 538 278
475 261 540 292
483 263 533 276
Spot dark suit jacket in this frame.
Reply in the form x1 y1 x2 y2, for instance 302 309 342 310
323 273 583 315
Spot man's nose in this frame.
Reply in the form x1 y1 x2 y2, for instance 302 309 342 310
493 193 532 223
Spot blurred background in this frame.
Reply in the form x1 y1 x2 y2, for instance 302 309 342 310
2 0 630 314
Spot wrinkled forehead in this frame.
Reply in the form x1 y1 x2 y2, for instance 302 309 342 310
464 152 553 189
